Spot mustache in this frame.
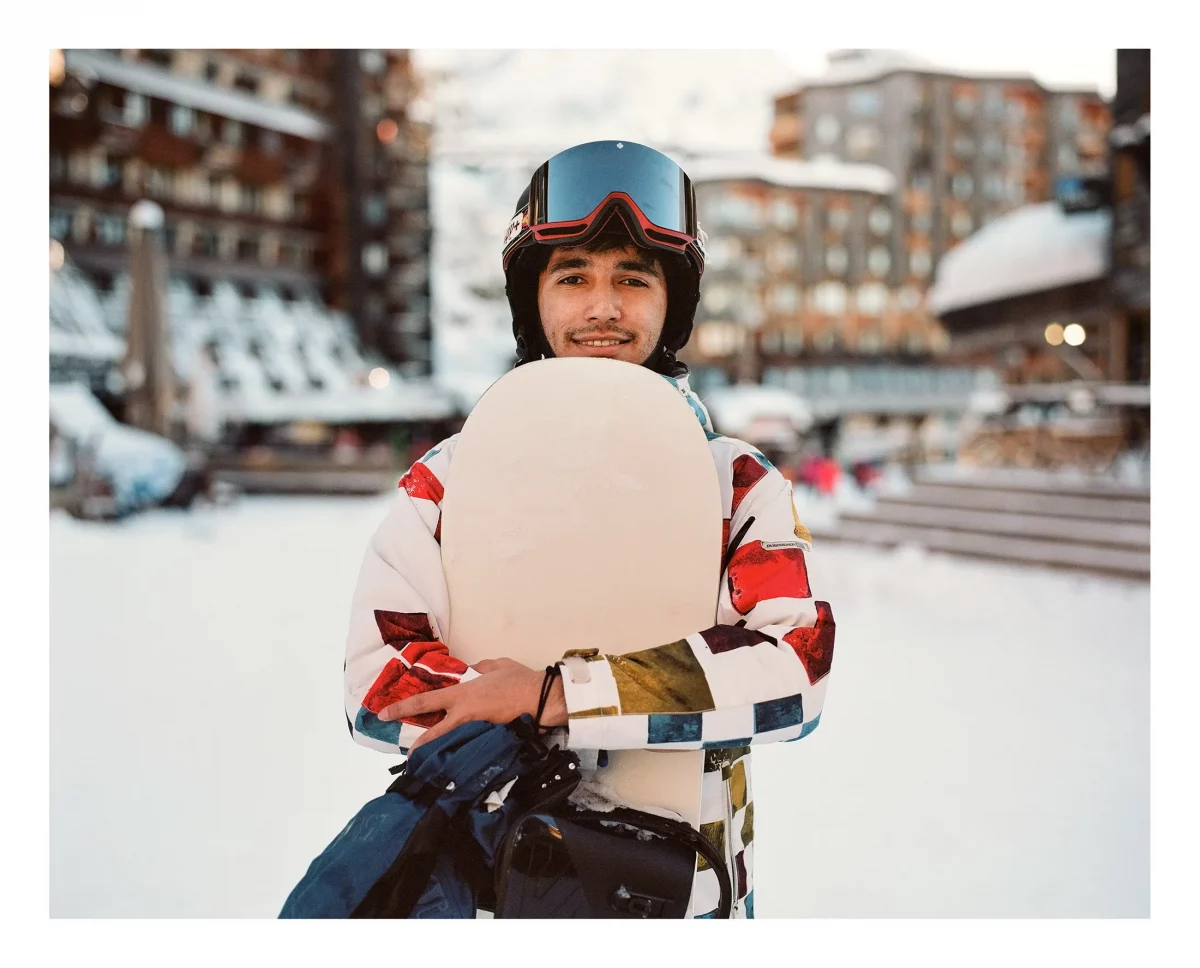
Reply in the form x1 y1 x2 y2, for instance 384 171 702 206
566 326 637 341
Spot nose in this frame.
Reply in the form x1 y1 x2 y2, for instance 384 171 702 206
584 285 621 323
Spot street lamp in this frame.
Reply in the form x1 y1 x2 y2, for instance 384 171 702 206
1063 323 1087 347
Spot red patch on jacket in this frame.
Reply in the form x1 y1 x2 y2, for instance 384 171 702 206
731 454 769 516
699 625 775 655
727 541 811 616
398 461 444 505
362 640 470 729
374 610 436 649
721 518 731 562
783 601 836 685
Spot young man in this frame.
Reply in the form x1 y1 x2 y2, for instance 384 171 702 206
343 141 836 919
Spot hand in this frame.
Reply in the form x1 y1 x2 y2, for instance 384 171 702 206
378 657 567 751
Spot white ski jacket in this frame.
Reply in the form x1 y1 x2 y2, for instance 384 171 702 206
343 372 837 919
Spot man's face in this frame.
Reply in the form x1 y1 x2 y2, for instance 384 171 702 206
536 244 667 365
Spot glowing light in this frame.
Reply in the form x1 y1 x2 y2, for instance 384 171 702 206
368 367 391 389
49 239 65 271
70 93 88 113
1063 323 1087 347
376 119 399 144
49 49 65 86
1044 323 1064 346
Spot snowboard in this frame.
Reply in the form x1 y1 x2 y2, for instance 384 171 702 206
440 357 723 830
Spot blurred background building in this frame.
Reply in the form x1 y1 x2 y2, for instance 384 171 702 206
49 49 457 504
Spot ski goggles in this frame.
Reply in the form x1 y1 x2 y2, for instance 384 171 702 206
503 140 706 271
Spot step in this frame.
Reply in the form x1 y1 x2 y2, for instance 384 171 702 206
851 501 1150 550
912 467 1150 502
809 518 1150 580
894 485 1151 524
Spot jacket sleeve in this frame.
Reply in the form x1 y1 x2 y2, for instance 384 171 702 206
343 439 481 754
558 455 836 752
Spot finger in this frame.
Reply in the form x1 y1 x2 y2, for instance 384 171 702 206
408 713 464 751
378 685 456 722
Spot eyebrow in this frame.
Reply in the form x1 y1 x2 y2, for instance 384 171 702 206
547 255 662 277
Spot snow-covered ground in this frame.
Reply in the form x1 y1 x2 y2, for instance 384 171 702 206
49 495 1148 918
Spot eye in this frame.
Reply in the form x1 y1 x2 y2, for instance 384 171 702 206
557 274 584 285
621 277 650 287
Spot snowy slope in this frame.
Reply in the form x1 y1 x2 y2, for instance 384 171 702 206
415 50 800 405
49 495 1148 917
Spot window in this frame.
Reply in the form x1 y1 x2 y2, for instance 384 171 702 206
96 214 125 246
1057 144 1079 172
51 152 68 183
813 281 846 315
766 240 799 272
909 249 932 278
983 135 1004 160
760 330 783 354
124 93 147 126
847 125 879 159
145 167 174 199
204 60 220 82
710 193 763 231
1006 176 1025 205
897 286 923 312
953 135 975 158
770 198 798 230
856 283 888 316
50 209 72 240
260 130 283 156
193 228 219 258
825 245 848 276
827 207 851 233
867 246 891 276
984 88 1005 120
242 185 263 215
1006 99 1027 124
868 205 892 236
910 171 933 194
237 235 260 261
815 114 840 145
848 88 882 116
813 329 838 353
1058 98 1080 130
233 70 259 95
163 223 176 254
953 95 976 120
705 236 742 270
951 173 974 199
361 50 387 74
223 120 243 147
364 195 388 225
363 243 388 276
983 173 1005 199
169 105 194 136
769 283 799 314
911 210 933 234
951 211 974 237
703 284 733 314
695 321 743 358
858 327 885 353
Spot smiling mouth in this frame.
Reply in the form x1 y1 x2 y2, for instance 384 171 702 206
574 338 631 347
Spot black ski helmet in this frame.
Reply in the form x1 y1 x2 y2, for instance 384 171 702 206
501 140 708 375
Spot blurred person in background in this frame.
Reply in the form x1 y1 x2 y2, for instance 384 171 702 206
339 141 838 919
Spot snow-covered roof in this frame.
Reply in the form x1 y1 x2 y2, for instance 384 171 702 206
689 154 895 196
65 50 331 140
927 202 1111 316
794 49 1041 90
700 384 814 437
